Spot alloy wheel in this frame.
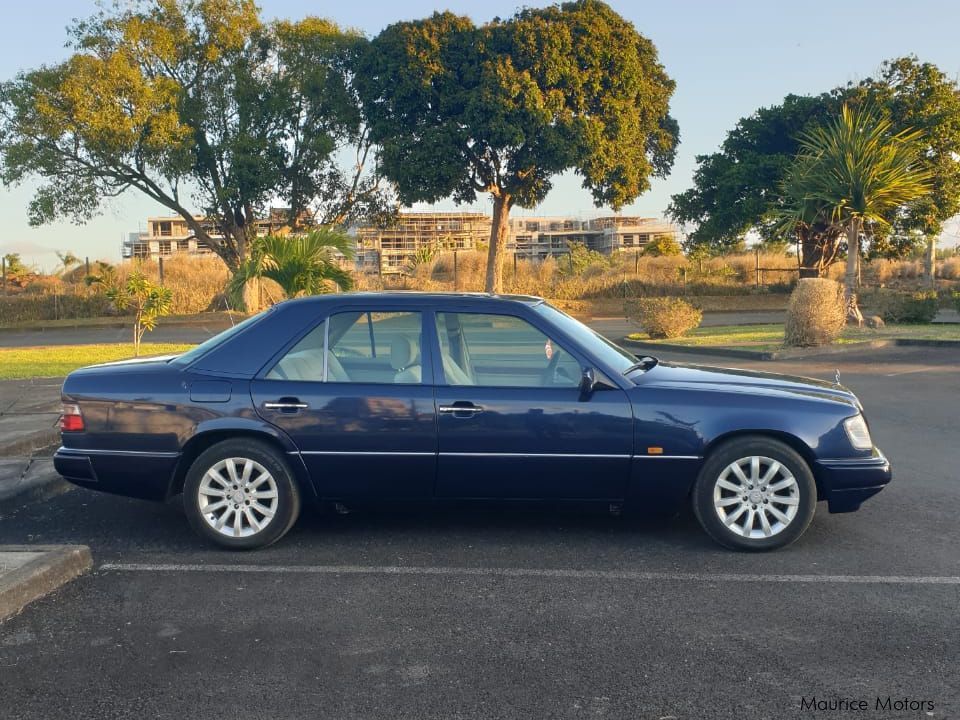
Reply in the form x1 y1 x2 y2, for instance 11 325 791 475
197 457 279 538
712 455 800 539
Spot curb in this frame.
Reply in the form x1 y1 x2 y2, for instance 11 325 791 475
0 545 92 623
0 428 60 458
622 339 783 361
0 458 71 513
622 337 960 361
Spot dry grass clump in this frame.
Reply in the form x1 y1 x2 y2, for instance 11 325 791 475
784 278 846 347
724 252 797 285
626 296 703 339
939 257 960 280
135 255 231 313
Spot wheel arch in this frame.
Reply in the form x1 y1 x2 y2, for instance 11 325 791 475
168 428 314 502
700 429 823 499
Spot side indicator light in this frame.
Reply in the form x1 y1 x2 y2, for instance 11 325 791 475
647 447 664 455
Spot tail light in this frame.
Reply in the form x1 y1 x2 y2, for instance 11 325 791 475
60 403 85 432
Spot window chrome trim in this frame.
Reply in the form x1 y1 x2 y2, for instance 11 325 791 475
322 316 330 382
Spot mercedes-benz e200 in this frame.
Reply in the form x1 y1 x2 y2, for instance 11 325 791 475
54 293 891 550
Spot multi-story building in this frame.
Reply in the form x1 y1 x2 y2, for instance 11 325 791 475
355 212 492 274
354 212 680 274
123 208 300 260
581 216 679 255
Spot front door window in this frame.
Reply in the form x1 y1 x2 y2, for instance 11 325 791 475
434 312 581 388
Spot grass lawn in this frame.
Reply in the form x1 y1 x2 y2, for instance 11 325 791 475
0 343 196 380
627 323 960 351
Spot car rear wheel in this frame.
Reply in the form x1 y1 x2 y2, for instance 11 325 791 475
183 439 301 550
692 436 816 551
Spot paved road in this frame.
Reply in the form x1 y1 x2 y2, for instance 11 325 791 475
3 309 958 348
0 345 958 718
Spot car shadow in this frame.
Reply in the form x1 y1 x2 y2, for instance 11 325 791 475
0 485 722 558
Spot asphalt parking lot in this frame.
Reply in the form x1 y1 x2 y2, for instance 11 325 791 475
0 344 957 719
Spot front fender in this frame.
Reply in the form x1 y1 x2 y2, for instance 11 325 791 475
625 387 857 511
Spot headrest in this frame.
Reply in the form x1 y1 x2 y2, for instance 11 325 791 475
390 336 419 370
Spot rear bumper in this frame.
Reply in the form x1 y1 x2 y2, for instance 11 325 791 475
815 448 892 513
54 447 179 501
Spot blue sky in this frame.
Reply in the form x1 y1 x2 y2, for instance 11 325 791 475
2 0 959 269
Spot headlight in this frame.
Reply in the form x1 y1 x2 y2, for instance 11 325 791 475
843 414 872 450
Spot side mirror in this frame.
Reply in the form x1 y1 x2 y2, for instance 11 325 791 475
579 367 597 398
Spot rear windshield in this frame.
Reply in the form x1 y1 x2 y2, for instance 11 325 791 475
170 308 273 366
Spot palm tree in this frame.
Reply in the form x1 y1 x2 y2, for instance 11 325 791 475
229 228 355 308
782 104 932 323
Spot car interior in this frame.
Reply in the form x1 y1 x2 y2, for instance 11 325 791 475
266 310 580 388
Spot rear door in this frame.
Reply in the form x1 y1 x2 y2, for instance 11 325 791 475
251 306 436 499
431 310 634 500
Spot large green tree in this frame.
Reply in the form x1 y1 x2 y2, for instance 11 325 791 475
668 92 846 274
781 104 932 323
355 0 678 293
859 58 960 284
0 0 391 270
670 57 960 277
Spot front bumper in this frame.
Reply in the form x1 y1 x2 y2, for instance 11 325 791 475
815 447 892 513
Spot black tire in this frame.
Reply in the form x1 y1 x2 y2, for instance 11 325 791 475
183 439 301 550
692 436 816 551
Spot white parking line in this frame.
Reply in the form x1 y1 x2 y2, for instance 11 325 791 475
99 563 960 585
884 366 939 376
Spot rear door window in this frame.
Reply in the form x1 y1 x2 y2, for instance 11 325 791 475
267 310 423 385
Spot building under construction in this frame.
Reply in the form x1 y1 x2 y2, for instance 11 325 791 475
123 208 303 261
356 212 680 274
356 213 492 274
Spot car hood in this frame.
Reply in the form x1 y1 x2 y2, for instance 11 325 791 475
639 361 861 408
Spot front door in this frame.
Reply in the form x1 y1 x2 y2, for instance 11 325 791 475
252 308 435 498
432 311 633 500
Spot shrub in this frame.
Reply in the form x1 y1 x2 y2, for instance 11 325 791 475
626 296 702 339
642 234 682 257
953 291 960 313
876 290 939 324
783 278 846 347
0 294 114 326
941 257 960 280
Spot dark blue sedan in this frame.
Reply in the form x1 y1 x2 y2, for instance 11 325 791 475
53 293 891 551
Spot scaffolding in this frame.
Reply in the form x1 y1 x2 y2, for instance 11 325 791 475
356 212 492 274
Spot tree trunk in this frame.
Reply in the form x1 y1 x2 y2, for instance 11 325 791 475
798 229 822 278
844 218 864 326
925 234 936 288
484 193 512 294
798 225 842 278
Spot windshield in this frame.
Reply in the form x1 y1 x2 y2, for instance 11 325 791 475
170 308 273 366
533 302 643 376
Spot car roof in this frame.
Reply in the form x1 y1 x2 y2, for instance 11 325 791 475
280 291 546 308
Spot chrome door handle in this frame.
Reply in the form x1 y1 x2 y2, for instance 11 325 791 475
264 401 309 410
439 404 484 414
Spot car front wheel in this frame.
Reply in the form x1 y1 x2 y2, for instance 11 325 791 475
183 439 301 550
692 436 816 551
